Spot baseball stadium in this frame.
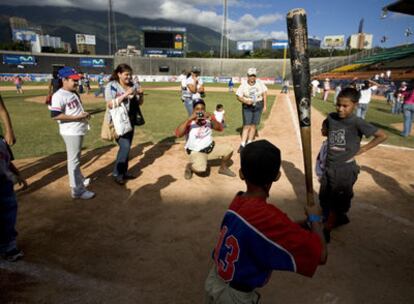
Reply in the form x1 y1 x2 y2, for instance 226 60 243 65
0 1 413 303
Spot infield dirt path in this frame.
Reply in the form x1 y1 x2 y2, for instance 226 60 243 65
1 91 413 303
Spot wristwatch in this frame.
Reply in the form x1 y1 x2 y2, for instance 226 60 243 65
307 214 322 223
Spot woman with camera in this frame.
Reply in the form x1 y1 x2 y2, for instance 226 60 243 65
175 99 235 180
105 64 144 185
181 66 205 116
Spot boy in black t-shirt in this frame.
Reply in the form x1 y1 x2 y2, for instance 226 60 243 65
319 87 387 242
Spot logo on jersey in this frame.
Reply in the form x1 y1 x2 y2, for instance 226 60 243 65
213 226 240 282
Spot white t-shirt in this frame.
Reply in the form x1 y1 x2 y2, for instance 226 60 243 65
214 110 225 123
105 80 139 112
323 81 330 90
359 86 377 104
311 80 319 88
182 76 204 100
236 79 267 103
50 88 89 136
185 120 213 151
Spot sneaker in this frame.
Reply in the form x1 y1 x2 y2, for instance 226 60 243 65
218 167 236 177
3 248 24 262
83 178 91 188
123 174 137 180
334 213 350 228
113 175 126 185
323 228 331 243
72 190 95 200
184 164 193 180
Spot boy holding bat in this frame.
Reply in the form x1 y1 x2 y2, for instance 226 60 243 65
319 87 387 242
205 140 327 303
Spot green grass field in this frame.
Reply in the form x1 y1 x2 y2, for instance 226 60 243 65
0 88 275 159
312 93 414 148
2 87 411 159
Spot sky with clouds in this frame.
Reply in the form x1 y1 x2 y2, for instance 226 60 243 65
6 0 414 47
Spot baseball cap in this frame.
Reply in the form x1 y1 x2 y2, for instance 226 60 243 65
192 98 205 109
247 68 257 76
401 81 407 85
241 140 281 186
191 66 201 73
58 67 81 80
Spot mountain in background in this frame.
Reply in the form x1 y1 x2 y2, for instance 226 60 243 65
0 5 236 54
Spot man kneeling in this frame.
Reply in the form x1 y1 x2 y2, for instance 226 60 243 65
175 99 236 179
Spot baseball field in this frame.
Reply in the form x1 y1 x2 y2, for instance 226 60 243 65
0 84 413 303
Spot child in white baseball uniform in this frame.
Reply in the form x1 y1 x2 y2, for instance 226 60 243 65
49 67 95 200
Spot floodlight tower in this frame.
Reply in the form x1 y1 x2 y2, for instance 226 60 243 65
220 0 229 58
108 0 118 55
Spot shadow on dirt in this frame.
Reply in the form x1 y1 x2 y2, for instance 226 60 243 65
360 165 413 202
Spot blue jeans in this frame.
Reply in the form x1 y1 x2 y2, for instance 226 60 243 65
356 104 369 119
94 86 105 97
183 98 193 116
392 102 402 115
113 129 134 177
402 104 414 137
0 179 18 254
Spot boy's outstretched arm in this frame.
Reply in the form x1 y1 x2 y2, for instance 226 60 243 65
356 129 387 156
305 204 328 264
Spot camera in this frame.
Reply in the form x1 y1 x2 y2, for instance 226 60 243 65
196 111 204 120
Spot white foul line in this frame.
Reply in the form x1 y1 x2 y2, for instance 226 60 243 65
283 94 302 150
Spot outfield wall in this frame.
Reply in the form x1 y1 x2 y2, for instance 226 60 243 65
115 56 344 78
0 50 345 80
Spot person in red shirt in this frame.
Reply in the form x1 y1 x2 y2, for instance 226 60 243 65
205 140 328 303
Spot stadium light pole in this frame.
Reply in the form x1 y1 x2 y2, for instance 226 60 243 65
220 0 228 59
108 0 113 55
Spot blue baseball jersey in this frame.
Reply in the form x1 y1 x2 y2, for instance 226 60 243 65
212 193 322 290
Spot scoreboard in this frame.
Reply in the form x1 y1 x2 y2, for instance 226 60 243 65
140 26 187 57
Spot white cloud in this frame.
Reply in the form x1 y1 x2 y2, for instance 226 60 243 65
7 0 286 41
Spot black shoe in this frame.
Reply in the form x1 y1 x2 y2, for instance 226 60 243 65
113 175 126 185
323 228 331 243
334 213 350 228
2 248 24 262
237 145 244 153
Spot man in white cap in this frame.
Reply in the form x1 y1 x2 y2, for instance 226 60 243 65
181 66 205 116
235 68 268 153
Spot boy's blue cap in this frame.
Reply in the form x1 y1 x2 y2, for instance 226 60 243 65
58 67 81 80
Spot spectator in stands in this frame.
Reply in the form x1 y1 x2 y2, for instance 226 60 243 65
357 80 379 119
401 82 414 137
386 70 392 79
323 78 330 101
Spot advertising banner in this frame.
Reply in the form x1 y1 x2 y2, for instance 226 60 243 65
322 35 345 49
12 30 38 42
79 58 106 68
271 39 288 49
76 34 96 45
237 41 254 51
3 55 36 65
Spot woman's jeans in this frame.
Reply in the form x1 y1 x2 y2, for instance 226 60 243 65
402 104 414 137
113 129 134 177
356 104 369 119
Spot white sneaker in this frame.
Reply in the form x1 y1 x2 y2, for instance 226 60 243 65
83 178 91 188
72 190 95 200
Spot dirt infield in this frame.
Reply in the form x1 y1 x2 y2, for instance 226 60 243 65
1 92 413 303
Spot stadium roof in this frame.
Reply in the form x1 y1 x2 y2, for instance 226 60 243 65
383 0 414 16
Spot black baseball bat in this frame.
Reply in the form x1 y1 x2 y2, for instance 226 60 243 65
286 8 315 206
